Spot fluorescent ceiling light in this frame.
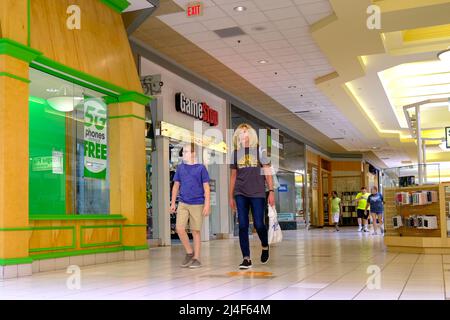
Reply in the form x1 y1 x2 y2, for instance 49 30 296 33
47 97 76 112
257 60 268 64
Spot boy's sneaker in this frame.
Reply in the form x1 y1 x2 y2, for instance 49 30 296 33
239 259 252 269
357 226 362 232
189 259 202 269
261 248 269 264
181 253 194 267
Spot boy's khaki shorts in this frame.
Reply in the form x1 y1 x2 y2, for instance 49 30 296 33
176 202 204 231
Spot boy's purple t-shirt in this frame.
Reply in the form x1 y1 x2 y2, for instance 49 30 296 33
173 163 210 205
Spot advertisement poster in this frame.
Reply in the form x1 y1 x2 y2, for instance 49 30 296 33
84 98 107 179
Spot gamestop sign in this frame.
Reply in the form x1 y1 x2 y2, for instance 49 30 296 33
175 92 219 126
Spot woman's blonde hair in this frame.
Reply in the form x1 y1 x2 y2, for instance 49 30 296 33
232 123 258 150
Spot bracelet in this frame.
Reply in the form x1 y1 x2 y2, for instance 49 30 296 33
268 190 274 193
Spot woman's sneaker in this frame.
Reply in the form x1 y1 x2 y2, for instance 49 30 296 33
189 259 202 269
181 253 194 267
239 259 252 269
261 248 269 264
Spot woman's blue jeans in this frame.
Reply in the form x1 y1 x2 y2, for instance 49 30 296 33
235 195 268 258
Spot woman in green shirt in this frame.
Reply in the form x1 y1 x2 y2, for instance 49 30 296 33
331 191 342 231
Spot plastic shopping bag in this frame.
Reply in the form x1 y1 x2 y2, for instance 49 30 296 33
268 205 283 244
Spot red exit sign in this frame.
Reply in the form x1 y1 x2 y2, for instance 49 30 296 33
187 2 203 17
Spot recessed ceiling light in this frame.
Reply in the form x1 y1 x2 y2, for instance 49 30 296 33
233 6 247 12
257 60 268 64
288 86 297 89
438 48 450 62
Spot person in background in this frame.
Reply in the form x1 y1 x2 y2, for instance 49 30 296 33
331 191 342 232
365 186 384 235
355 187 370 232
170 143 210 269
229 123 275 269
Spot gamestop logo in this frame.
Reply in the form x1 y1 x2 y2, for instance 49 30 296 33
175 92 219 126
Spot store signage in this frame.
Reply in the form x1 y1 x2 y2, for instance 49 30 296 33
187 2 202 17
175 92 219 126
446 127 450 149
84 98 108 179
31 156 53 172
278 184 288 192
52 151 64 175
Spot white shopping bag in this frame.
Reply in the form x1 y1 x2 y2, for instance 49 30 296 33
268 205 283 244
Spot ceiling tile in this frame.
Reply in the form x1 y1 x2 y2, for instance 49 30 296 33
197 39 229 50
272 17 308 31
254 0 295 11
217 0 260 14
206 47 238 57
233 43 264 54
263 6 302 21
157 12 190 26
184 31 220 42
260 39 292 50
172 22 208 35
250 31 285 42
202 17 238 30
231 11 269 26
267 47 298 57
297 1 332 15
304 12 331 25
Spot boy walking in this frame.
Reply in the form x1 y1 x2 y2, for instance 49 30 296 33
331 191 342 231
170 143 210 268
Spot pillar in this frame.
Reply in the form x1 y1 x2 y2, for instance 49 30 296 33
109 99 148 250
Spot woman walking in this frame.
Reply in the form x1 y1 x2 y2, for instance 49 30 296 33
229 123 275 269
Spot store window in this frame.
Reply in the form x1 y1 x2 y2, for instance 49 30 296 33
28 68 113 215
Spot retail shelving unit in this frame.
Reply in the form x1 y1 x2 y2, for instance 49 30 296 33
384 183 450 253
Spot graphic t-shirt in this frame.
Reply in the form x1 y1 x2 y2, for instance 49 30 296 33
356 192 370 210
368 193 384 213
173 163 210 205
230 147 269 198
331 197 341 214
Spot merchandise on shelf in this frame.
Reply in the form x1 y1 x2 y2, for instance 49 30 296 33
392 215 403 228
395 190 438 206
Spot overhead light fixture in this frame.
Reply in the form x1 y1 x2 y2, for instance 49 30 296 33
46 88 59 93
46 87 82 113
288 86 297 89
438 48 450 62
233 6 247 12
257 59 268 64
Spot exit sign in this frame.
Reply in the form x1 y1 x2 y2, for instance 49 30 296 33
187 2 202 16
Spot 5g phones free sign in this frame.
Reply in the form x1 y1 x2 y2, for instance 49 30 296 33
84 98 107 180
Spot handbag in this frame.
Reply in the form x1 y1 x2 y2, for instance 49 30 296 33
268 205 283 244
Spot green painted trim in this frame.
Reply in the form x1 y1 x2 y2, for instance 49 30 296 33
30 246 124 261
123 245 149 251
104 95 119 105
29 214 126 221
0 257 33 266
123 224 147 227
0 38 42 63
27 0 31 46
0 227 32 232
30 60 121 98
31 57 153 105
80 225 123 248
100 0 131 13
108 115 146 121
29 226 76 253
118 91 152 106
0 71 31 84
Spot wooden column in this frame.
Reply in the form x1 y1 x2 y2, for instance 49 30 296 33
108 100 147 248
0 54 31 265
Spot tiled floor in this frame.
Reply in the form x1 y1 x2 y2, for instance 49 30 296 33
1 227 449 300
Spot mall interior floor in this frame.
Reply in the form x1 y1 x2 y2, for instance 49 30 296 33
1 228 448 300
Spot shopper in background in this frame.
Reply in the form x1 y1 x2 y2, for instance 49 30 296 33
229 123 275 269
355 187 370 232
365 186 384 235
331 191 342 232
170 143 211 269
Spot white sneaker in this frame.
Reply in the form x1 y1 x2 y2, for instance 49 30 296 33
363 227 369 232
372 232 377 235
358 226 362 232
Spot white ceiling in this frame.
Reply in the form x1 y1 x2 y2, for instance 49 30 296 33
156 0 374 152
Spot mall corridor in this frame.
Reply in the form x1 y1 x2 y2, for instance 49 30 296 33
0 229 447 300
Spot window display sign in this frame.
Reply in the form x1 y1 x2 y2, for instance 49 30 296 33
84 98 108 179
52 150 64 175
278 184 288 192
32 156 52 172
